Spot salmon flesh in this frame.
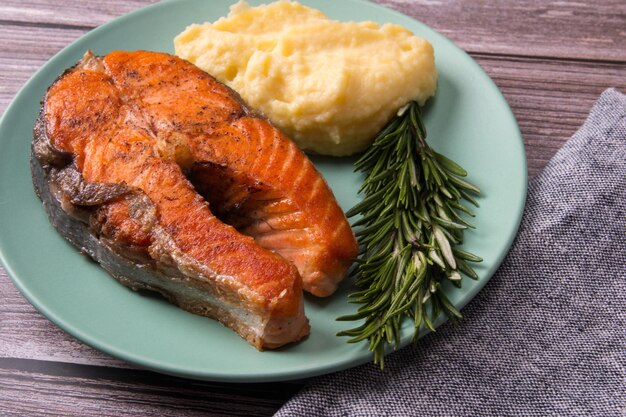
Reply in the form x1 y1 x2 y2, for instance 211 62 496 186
31 50 358 349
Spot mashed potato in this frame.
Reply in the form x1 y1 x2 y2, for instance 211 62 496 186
174 0 437 156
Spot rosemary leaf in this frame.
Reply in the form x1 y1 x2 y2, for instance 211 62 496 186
338 101 482 368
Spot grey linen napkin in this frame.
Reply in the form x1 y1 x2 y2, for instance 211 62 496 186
275 88 626 417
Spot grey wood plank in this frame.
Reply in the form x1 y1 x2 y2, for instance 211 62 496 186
1 0 624 62
0 358 300 416
0 0 157 28
377 0 626 62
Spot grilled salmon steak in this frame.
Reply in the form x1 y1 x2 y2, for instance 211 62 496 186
32 50 357 349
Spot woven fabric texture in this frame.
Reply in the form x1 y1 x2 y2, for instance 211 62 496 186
275 88 626 417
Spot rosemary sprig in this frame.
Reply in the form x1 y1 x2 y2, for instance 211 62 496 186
337 101 482 369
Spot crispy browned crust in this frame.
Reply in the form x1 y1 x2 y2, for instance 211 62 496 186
101 50 358 296
33 51 310 349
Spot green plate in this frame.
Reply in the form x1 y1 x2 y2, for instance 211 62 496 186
0 0 526 382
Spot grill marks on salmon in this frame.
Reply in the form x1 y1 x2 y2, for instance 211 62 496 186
33 50 357 349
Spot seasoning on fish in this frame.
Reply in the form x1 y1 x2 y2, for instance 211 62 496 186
32 50 358 348
100 51 357 296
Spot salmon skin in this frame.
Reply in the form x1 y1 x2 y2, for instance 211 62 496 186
32 50 357 348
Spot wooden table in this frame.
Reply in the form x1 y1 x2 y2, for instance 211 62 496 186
1 1 624 415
